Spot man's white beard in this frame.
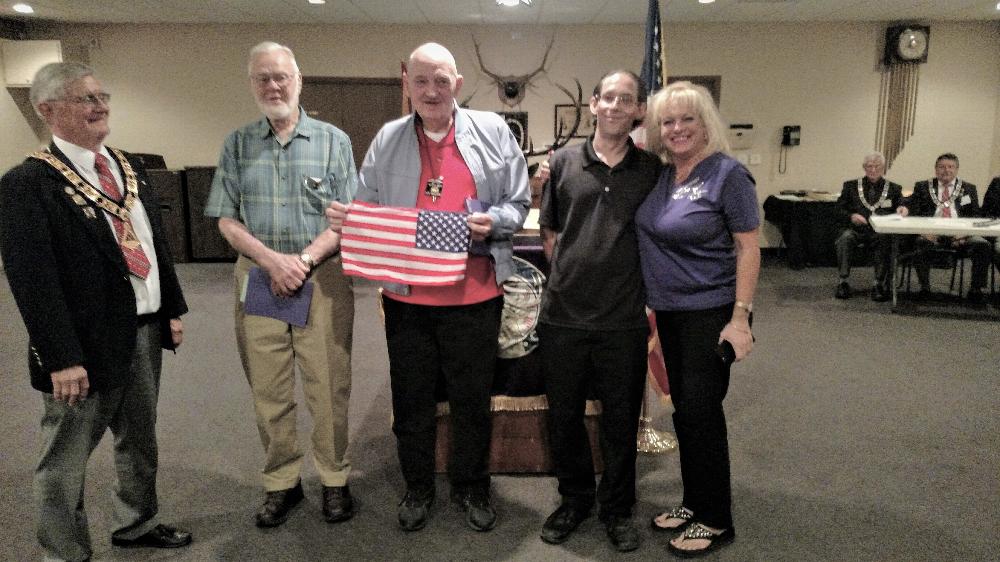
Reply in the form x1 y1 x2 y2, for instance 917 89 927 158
259 100 294 121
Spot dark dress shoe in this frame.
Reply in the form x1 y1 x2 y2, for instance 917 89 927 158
111 524 192 549
835 281 852 299
451 488 497 532
967 287 985 305
322 485 355 523
604 515 641 552
398 488 435 532
540 503 591 544
255 481 304 528
871 286 890 302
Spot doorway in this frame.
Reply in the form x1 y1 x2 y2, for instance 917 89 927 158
300 77 403 170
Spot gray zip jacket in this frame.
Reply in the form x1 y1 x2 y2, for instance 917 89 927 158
355 104 531 296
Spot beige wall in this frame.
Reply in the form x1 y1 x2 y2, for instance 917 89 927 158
3 20 999 245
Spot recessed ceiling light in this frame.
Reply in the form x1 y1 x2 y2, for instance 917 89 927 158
13 3 34 13
496 0 531 6
699 0 715 4
308 0 325 4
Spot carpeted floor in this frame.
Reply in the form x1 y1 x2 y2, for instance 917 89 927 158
1 259 997 561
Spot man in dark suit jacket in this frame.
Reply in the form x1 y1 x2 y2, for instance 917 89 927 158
834 152 903 301
0 62 191 561
982 176 1000 218
982 176 1000 284
897 153 991 302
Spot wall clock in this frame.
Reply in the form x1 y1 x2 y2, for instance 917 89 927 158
884 25 930 65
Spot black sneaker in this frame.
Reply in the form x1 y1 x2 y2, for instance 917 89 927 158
835 281 852 299
604 514 640 552
451 488 497 532
398 488 434 532
540 503 591 544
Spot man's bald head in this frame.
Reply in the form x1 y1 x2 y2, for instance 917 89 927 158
409 43 459 77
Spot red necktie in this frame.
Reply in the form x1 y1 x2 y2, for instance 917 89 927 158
939 183 952 218
94 153 151 279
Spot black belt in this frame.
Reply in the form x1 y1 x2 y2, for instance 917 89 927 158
137 313 159 326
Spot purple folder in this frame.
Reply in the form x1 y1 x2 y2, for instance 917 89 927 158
465 198 491 256
243 267 313 327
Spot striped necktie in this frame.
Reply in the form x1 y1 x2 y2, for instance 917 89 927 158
94 153 151 278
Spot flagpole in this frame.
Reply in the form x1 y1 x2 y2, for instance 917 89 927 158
637 308 676 454
636 0 677 455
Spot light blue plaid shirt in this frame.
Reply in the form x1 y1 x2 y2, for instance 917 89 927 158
205 109 358 253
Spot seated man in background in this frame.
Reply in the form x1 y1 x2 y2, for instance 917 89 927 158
982 176 1000 276
833 152 902 301
897 153 991 303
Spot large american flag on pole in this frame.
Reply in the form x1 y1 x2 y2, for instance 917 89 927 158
641 0 666 94
340 201 471 286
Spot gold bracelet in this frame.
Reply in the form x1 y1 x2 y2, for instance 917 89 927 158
734 300 753 313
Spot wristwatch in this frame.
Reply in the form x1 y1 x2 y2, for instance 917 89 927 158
299 252 316 272
734 300 753 313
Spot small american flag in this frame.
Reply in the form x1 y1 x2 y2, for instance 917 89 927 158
340 201 470 286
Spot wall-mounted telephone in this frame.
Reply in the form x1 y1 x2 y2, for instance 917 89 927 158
781 125 801 146
778 125 800 174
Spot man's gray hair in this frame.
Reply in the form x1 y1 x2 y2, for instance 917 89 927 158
247 41 300 75
863 152 886 167
29 62 94 113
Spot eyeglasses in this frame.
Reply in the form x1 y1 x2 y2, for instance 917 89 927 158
56 93 111 106
598 93 637 108
252 73 296 86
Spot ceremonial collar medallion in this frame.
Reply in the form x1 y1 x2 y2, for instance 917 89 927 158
31 148 139 220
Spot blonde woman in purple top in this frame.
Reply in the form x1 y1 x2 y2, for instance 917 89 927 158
635 81 760 558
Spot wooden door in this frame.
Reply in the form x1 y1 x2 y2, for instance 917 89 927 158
299 77 402 170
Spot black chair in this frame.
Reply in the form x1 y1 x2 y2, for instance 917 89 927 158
898 246 965 297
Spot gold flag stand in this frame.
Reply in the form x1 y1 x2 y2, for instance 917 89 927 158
637 383 676 454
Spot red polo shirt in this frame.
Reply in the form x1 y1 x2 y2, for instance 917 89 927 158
384 124 503 306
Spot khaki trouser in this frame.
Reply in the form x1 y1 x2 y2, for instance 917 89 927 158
234 255 355 491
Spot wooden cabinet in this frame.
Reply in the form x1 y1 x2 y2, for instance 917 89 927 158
146 169 189 263
184 166 237 261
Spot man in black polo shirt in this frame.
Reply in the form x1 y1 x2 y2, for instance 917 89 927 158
536 70 661 553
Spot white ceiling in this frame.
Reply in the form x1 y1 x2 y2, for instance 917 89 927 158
3 0 999 25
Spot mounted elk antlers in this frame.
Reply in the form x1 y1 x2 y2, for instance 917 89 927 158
474 37 554 107
522 79 584 157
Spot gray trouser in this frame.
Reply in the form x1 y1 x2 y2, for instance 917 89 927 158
834 228 892 287
36 322 162 562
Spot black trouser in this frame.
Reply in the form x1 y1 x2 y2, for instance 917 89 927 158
538 323 648 518
911 235 992 291
382 296 503 494
656 304 735 530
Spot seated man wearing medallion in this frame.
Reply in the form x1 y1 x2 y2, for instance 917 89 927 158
833 152 902 301
897 153 992 303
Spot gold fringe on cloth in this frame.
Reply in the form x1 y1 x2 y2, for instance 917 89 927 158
876 63 920 169
436 396 603 416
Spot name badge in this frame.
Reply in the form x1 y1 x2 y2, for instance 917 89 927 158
880 200 892 208
960 195 971 205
